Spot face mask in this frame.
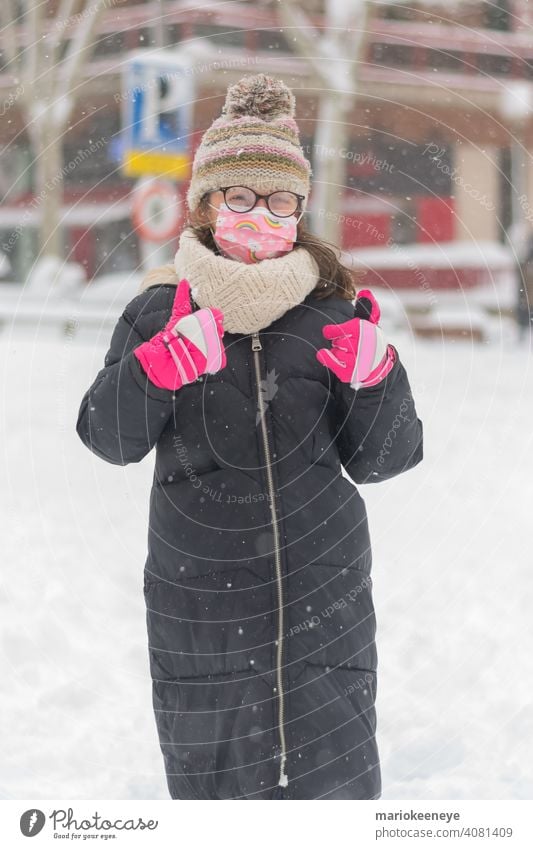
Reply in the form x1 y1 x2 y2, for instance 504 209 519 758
210 203 300 264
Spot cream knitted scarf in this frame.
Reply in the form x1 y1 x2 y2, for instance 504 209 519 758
169 227 321 335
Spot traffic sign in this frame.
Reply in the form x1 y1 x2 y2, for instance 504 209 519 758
132 178 183 242
121 50 194 179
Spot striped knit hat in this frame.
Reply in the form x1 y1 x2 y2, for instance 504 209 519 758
186 73 312 212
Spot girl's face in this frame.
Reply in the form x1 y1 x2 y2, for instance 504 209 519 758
194 187 303 263
198 189 270 229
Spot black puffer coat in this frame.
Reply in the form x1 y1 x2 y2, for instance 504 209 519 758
76 282 423 800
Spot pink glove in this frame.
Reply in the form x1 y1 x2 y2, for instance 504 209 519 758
134 278 226 390
316 289 396 390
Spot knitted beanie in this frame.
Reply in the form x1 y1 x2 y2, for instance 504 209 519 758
186 73 312 212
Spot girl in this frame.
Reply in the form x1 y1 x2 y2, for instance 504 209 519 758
76 74 423 800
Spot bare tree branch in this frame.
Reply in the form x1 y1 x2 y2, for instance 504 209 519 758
0 0 22 72
53 0 106 123
21 0 45 98
13 0 109 260
278 0 369 99
278 0 372 242
328 0 370 58
49 0 82 65
278 2 336 90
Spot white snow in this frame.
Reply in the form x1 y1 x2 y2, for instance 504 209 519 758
0 315 532 800
0 200 132 227
347 240 514 270
25 257 86 298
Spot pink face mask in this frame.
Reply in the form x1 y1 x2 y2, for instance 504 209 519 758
211 203 300 264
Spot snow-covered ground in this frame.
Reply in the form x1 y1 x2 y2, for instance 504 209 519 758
0 310 532 800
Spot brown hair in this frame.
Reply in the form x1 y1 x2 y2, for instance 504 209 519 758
142 197 362 300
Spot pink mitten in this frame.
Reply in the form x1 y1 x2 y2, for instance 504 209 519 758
134 279 226 390
316 289 396 390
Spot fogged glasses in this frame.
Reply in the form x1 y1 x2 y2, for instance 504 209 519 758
216 186 304 217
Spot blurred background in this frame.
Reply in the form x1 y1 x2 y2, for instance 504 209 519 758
1 0 532 801
2 0 533 335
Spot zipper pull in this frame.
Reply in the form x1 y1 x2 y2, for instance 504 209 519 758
251 332 262 351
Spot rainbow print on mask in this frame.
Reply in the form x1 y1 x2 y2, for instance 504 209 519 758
234 219 261 231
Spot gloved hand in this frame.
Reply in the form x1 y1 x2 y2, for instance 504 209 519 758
134 278 226 390
316 289 396 390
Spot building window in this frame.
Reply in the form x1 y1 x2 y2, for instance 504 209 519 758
477 53 513 76
524 59 533 79
193 24 246 49
256 29 292 53
343 137 453 199
484 0 512 31
136 27 157 48
426 49 465 73
370 42 414 68
93 31 125 58
168 23 182 46
381 3 416 22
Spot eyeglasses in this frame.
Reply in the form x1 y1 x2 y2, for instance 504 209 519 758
212 186 305 218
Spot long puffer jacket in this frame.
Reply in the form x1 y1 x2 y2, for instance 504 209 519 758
76 281 423 800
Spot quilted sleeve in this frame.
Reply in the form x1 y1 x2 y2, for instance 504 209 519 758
76 288 176 465
333 344 424 484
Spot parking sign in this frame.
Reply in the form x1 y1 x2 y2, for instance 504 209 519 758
121 50 194 179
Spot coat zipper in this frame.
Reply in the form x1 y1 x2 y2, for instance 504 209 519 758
251 330 289 789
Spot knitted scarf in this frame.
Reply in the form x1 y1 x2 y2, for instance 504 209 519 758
169 227 321 335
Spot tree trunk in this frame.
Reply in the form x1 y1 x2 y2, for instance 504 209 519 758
310 94 352 246
35 119 64 262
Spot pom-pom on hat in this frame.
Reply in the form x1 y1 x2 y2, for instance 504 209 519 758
186 73 312 213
